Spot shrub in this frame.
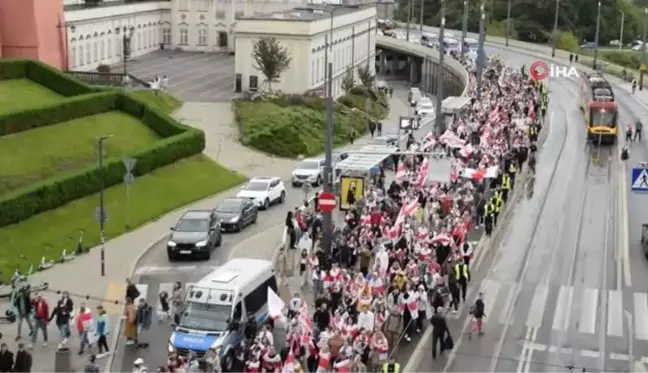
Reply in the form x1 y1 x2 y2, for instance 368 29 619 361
97 64 111 73
0 59 95 97
601 51 641 70
0 60 27 79
555 31 579 52
0 91 204 227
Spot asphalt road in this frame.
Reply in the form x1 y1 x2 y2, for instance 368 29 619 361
409 45 648 373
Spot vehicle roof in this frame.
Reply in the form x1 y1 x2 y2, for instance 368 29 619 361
181 210 214 219
219 197 246 204
250 176 280 182
421 32 437 37
196 258 274 292
464 37 478 42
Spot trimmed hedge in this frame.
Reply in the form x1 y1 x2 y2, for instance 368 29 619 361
0 59 203 227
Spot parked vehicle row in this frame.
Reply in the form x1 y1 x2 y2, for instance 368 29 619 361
166 176 286 261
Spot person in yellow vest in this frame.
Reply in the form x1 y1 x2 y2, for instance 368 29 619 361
508 162 517 188
501 174 512 203
382 357 400 373
484 200 494 236
454 258 470 302
528 125 538 143
493 190 503 226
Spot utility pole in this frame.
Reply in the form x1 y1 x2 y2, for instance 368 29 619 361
550 0 559 57
406 0 412 42
419 0 424 34
593 1 601 70
97 135 112 277
476 2 486 101
618 10 625 50
505 0 511 47
322 62 334 256
461 0 468 62
435 0 446 135
641 7 647 90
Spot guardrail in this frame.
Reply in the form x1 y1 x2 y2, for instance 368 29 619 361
65 71 151 89
376 34 470 97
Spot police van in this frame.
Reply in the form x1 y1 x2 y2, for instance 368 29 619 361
168 258 277 371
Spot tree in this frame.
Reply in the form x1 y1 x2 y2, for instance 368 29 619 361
252 37 292 92
342 68 355 93
357 65 375 88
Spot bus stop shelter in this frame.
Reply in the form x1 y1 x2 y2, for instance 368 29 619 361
335 144 398 177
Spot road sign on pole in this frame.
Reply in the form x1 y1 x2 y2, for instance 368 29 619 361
95 207 108 224
319 191 337 212
123 157 137 172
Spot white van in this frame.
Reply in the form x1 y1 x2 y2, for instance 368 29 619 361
409 87 422 107
420 32 438 48
169 258 277 371
443 37 460 54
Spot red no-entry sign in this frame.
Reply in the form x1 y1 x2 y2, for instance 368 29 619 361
319 191 337 212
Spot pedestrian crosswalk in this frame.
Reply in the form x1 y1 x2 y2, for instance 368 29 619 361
102 281 199 316
449 278 648 341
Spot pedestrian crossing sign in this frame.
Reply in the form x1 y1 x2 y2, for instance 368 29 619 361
631 168 648 191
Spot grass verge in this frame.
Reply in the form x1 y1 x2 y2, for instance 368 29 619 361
0 79 62 114
129 90 183 115
0 111 161 196
234 89 389 158
0 154 247 278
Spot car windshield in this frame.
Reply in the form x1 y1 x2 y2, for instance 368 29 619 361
175 218 209 232
467 42 478 50
244 181 269 191
179 302 231 332
216 200 242 213
419 104 434 110
297 161 320 170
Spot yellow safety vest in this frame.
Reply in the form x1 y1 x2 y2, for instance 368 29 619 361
484 203 492 215
383 363 401 373
502 176 511 190
454 264 469 280
509 164 517 174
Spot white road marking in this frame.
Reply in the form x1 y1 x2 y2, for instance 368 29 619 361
607 290 624 337
552 285 573 331
481 279 501 321
134 284 148 304
580 349 600 358
579 288 599 334
610 353 629 361
634 292 648 340
526 285 549 328
499 281 518 325
618 154 632 288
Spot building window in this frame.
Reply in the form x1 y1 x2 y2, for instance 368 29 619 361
179 28 189 45
148 29 152 48
86 44 91 65
100 40 105 60
163 28 171 44
215 11 225 19
137 33 142 50
71 46 76 68
107 39 112 59
196 0 208 11
93 41 98 62
79 45 84 66
179 0 188 10
311 60 315 85
198 29 207 46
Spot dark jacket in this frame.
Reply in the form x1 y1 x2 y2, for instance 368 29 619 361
13 292 32 317
13 350 32 372
313 309 330 331
0 351 14 372
50 303 71 326
430 314 449 336
125 284 140 301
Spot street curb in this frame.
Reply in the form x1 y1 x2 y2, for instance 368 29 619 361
103 181 244 373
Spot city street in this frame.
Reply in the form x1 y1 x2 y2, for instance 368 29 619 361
109 81 437 370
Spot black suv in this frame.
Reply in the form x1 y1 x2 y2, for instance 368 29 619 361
167 210 222 260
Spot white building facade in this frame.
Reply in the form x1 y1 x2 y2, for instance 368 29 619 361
235 5 377 95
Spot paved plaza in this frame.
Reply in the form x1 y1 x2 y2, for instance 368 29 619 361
113 50 237 102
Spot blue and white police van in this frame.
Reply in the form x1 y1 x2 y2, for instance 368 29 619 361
168 258 277 371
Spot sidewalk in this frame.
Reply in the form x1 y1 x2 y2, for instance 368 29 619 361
0 84 421 371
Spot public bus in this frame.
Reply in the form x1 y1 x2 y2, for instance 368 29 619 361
579 72 618 143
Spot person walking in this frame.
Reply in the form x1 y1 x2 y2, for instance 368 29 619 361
0 343 14 372
49 299 72 348
84 354 101 373
430 307 449 360
13 287 33 341
635 119 643 142
124 298 138 345
30 293 49 348
76 304 95 355
13 343 31 373
170 282 183 326
447 268 461 314
469 292 486 339
454 258 470 302
135 298 153 348
95 306 110 357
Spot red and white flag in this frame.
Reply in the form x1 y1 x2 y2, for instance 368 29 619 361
459 143 474 158
415 158 429 188
462 166 499 181
439 130 466 148
317 352 330 373
431 233 452 246
370 275 385 295
268 288 286 322
282 350 295 373
334 359 350 373
395 163 407 181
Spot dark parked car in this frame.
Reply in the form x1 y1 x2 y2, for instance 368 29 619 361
216 198 257 232
167 210 222 261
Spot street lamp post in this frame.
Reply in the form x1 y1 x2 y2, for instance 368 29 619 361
97 135 113 277
435 0 446 135
505 0 511 47
618 10 625 50
419 0 424 35
406 0 412 42
461 0 468 62
593 1 602 70
476 2 486 101
550 0 559 58
322 6 336 256
57 23 75 71
122 26 135 75
641 7 647 90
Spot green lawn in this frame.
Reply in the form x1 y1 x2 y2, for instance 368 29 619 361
0 111 161 196
130 90 182 115
0 155 247 277
0 79 62 114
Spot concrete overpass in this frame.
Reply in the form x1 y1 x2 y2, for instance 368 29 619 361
375 34 469 98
